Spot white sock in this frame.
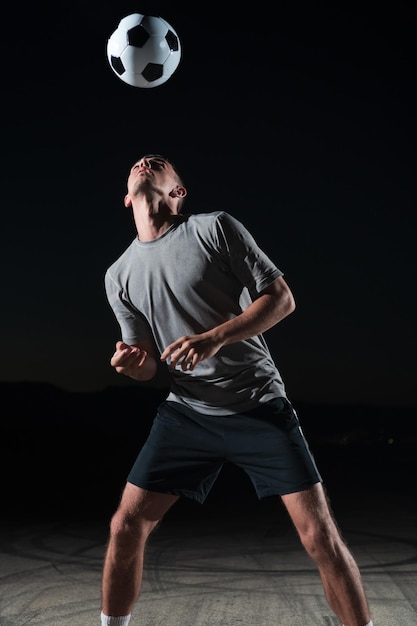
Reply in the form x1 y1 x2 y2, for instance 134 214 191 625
101 612 131 626
365 622 374 626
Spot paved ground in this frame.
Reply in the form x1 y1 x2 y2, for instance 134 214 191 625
1 478 416 626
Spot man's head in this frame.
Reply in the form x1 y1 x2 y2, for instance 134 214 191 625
125 154 187 212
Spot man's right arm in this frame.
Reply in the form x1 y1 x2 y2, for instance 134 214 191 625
110 338 158 382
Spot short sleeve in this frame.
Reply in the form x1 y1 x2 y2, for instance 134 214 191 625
104 269 152 345
215 212 283 297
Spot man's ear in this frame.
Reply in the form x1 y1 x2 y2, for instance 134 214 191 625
124 194 132 207
169 186 187 199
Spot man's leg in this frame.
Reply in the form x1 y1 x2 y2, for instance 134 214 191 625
101 483 179 617
282 483 372 626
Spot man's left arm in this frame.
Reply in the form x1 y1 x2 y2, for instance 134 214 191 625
160 276 295 371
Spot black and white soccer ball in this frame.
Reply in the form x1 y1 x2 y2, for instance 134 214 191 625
106 13 181 88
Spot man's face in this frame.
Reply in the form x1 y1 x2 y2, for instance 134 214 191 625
127 156 177 198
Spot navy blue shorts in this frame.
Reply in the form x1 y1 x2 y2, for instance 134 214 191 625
127 398 322 503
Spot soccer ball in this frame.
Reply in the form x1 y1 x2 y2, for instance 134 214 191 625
106 13 181 88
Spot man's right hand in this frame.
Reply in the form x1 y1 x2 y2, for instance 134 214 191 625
110 341 158 381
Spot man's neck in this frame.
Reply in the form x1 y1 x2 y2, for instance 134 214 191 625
135 213 184 242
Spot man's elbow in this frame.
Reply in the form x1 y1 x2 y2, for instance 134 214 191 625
285 290 296 317
289 289 296 312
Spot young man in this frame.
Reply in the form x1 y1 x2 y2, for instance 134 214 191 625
101 154 373 626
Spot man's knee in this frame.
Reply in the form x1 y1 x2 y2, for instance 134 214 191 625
109 507 155 549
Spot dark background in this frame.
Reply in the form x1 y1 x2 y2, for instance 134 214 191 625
1 1 416 518
2 0 416 406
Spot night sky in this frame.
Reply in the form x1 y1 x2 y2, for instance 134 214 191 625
2 0 415 408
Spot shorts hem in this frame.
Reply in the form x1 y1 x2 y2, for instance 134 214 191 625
127 479 206 504
257 478 323 499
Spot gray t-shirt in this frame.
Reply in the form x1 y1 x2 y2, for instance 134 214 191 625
105 211 288 415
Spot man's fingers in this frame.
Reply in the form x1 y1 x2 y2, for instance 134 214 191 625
160 339 184 363
112 346 147 368
180 349 197 371
161 346 193 370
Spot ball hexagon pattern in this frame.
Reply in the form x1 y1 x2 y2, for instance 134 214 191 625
106 13 181 88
